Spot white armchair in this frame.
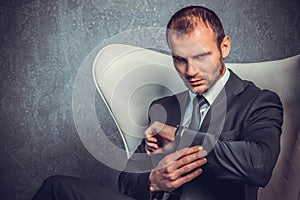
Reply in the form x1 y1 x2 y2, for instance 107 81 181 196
93 44 300 200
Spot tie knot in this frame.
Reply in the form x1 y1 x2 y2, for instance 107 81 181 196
193 95 207 107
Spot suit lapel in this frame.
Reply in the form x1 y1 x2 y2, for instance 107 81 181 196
160 90 190 127
176 90 190 125
200 69 248 133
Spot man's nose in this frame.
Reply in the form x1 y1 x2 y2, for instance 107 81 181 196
186 61 199 77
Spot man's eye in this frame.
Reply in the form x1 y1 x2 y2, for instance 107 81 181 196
196 53 209 59
173 57 186 63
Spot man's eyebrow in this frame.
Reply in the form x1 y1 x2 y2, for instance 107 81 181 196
171 53 185 59
171 53 181 57
191 52 211 58
171 52 211 59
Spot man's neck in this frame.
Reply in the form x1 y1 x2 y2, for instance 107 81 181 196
189 67 230 105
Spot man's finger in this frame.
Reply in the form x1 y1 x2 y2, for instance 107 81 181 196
144 127 155 138
144 121 164 138
146 137 157 142
175 150 207 168
157 146 205 170
147 142 159 150
169 146 204 161
166 150 207 173
147 148 165 156
172 158 207 180
172 168 203 188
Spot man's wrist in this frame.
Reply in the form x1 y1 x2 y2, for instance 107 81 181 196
149 172 163 200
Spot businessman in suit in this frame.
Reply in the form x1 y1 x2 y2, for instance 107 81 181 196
118 5 283 200
33 5 283 200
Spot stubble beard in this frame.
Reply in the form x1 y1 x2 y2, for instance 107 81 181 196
190 58 225 94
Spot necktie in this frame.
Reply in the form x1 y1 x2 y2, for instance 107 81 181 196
188 95 207 131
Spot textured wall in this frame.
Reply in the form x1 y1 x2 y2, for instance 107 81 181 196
0 0 299 199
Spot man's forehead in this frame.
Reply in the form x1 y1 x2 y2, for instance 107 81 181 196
168 27 216 56
168 25 214 40
168 21 213 38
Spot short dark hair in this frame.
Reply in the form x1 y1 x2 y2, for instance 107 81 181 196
167 6 225 47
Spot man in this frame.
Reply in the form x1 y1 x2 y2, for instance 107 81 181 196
118 5 283 200
33 5 283 200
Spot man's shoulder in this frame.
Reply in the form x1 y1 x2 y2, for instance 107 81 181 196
233 76 282 109
229 70 280 99
240 79 280 101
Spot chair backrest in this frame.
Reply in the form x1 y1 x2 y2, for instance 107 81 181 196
93 44 300 200
92 44 186 157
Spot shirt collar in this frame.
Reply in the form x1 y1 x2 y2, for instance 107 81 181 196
188 67 230 105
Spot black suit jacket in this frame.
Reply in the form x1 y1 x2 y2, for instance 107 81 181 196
118 70 283 200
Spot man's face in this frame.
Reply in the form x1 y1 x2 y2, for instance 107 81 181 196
168 26 228 94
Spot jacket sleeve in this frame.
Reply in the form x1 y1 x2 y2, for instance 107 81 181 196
178 90 283 186
118 139 153 200
118 98 172 200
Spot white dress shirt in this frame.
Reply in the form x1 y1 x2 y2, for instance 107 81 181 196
182 67 230 128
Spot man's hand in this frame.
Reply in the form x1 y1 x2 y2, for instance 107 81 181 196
149 146 207 193
144 121 177 155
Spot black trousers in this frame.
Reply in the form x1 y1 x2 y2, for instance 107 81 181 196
32 175 135 200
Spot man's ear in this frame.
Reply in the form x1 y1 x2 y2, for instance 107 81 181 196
221 36 231 58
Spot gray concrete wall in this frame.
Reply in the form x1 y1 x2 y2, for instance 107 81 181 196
0 0 299 199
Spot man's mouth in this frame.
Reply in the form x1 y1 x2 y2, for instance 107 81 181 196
189 79 203 86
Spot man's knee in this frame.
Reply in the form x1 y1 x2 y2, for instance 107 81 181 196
33 175 75 200
43 175 72 186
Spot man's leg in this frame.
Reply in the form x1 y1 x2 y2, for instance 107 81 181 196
32 175 134 200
